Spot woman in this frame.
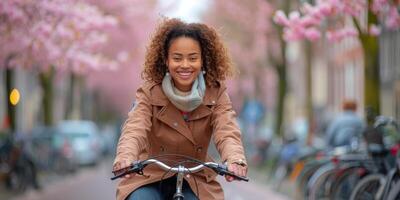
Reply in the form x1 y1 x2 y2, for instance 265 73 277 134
113 18 247 200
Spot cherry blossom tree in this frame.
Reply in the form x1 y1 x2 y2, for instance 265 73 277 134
274 0 400 118
0 0 117 127
86 0 159 117
206 0 294 138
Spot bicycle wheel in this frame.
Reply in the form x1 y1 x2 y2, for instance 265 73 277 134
297 160 327 198
387 180 400 200
350 174 385 200
308 164 337 200
329 167 368 200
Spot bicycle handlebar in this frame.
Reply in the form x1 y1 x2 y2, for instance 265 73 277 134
110 159 249 182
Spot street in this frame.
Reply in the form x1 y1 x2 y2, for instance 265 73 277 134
11 160 289 200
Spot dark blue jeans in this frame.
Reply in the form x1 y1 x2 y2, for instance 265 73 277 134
126 176 198 200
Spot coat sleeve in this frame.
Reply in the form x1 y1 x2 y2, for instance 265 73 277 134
113 86 152 165
211 87 247 165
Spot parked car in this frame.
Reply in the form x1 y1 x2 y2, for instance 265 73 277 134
98 124 118 157
56 120 102 166
29 126 77 174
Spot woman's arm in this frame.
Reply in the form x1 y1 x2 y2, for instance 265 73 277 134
114 86 153 166
211 87 247 167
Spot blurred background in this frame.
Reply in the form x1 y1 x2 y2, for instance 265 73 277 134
0 0 399 199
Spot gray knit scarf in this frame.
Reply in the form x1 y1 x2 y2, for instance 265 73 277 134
161 72 206 112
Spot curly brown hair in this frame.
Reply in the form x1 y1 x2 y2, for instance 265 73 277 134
142 18 237 87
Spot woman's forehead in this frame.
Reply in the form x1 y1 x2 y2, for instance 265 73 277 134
169 37 201 53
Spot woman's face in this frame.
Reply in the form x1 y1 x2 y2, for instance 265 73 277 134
166 36 202 92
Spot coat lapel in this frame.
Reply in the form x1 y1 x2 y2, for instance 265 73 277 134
155 102 196 144
188 105 212 121
151 85 196 144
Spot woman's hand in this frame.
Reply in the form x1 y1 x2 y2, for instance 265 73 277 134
225 163 248 182
113 160 133 179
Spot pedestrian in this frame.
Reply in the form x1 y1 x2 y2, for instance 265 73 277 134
112 18 247 200
325 100 365 148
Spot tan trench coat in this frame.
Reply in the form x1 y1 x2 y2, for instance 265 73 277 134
114 81 247 200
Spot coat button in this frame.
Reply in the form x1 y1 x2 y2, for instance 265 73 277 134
197 147 203 153
211 100 216 104
186 174 191 178
173 122 178 127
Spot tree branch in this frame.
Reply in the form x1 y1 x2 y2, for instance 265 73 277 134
352 16 363 36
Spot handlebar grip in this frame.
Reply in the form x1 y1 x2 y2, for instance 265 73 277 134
110 162 144 181
110 173 124 180
211 164 249 182
222 168 250 182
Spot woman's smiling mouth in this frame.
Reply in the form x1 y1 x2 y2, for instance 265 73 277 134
177 71 193 80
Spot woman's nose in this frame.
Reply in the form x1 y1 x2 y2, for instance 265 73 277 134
181 59 189 68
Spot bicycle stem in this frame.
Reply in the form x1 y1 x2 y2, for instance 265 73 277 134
173 165 185 200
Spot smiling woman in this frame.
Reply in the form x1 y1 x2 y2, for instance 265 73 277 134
113 18 247 200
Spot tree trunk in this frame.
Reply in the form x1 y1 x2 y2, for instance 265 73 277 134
39 67 54 126
5 68 16 132
305 41 314 145
361 34 380 123
65 72 76 119
274 63 287 137
360 1 380 123
5 54 17 132
272 0 290 138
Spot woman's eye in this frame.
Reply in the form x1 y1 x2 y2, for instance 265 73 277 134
190 57 198 61
173 57 182 61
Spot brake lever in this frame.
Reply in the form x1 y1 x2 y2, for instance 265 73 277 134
207 164 249 182
110 162 145 180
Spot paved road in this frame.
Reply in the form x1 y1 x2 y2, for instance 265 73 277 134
12 160 289 200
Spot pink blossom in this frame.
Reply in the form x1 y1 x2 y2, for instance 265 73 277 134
371 0 388 14
369 24 381 36
318 2 334 16
283 28 303 41
301 3 314 15
273 10 290 26
305 28 321 41
300 15 321 27
288 11 301 21
326 28 358 42
385 7 400 30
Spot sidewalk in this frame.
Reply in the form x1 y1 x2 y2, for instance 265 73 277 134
247 165 296 199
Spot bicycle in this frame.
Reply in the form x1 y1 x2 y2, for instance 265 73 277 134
110 155 249 200
350 116 400 200
0 132 40 192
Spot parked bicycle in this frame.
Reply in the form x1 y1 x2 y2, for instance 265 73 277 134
0 132 40 192
295 115 400 200
349 116 400 200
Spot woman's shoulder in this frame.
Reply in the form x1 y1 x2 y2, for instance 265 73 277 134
137 81 167 105
209 80 227 94
139 81 161 92
204 81 228 102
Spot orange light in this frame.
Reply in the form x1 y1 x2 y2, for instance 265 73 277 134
10 88 20 106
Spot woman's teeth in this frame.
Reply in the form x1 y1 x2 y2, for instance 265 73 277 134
178 72 192 76
177 72 192 79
